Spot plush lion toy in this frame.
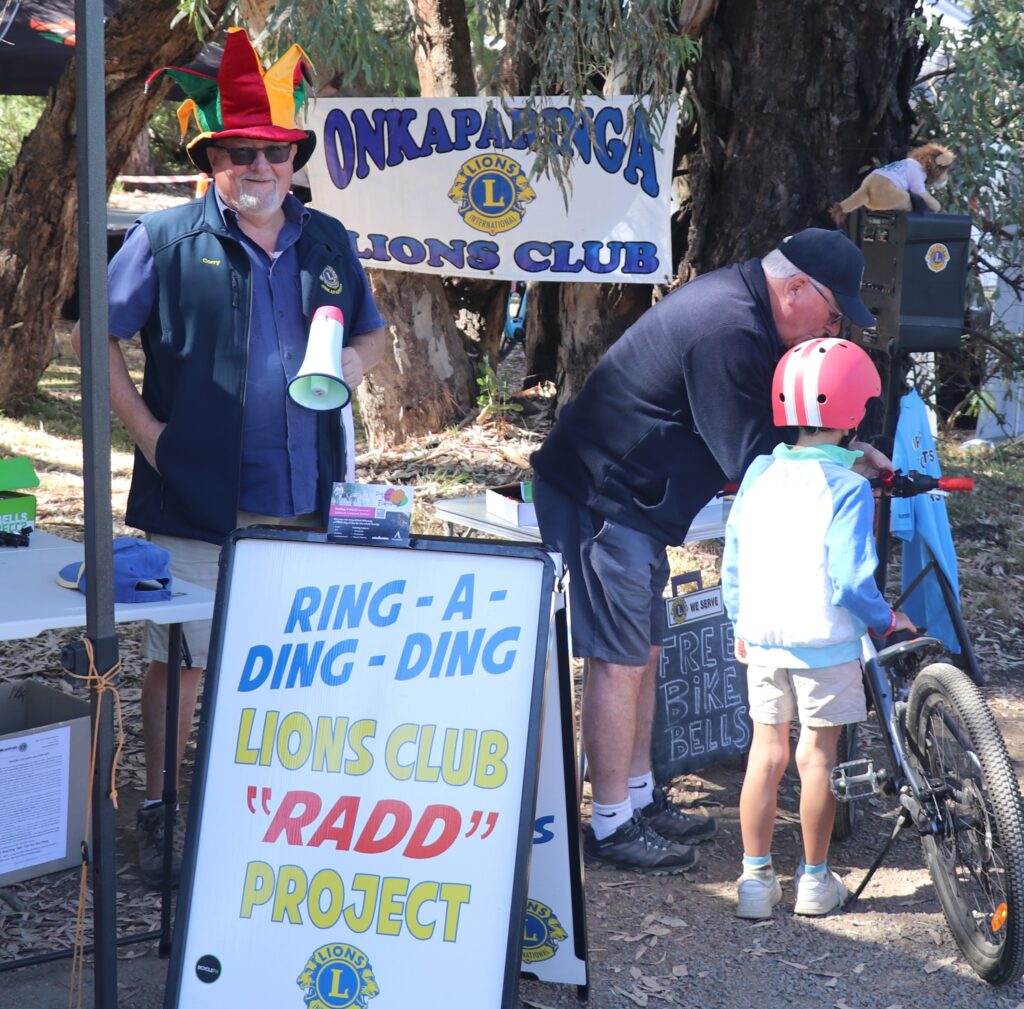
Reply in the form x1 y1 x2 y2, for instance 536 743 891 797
831 143 955 223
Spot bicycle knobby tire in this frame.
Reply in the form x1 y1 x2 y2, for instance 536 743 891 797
907 662 1024 985
831 721 861 843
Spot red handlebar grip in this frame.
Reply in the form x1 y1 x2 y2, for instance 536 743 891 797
937 477 974 492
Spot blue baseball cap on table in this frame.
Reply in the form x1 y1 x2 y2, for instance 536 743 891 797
56 536 172 603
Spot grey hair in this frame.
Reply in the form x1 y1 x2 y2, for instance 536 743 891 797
761 249 803 278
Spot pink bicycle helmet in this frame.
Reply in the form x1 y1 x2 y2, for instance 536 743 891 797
772 338 881 428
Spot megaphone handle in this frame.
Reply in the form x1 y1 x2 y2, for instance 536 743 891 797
340 410 347 481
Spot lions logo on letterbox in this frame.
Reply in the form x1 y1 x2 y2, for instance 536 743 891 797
447 154 536 236
925 242 951 273
296 943 379 1009
521 899 568 963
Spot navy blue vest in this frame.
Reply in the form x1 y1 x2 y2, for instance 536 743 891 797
126 189 364 543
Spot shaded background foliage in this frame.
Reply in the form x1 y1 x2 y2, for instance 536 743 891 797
0 0 1022 432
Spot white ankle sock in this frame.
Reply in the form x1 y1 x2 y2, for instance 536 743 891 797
628 774 655 810
742 853 773 878
591 797 633 839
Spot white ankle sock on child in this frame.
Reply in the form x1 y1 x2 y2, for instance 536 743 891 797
743 853 774 877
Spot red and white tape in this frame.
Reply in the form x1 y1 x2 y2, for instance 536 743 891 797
116 175 207 183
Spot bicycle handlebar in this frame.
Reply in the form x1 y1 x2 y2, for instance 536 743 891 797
872 469 975 497
722 470 974 498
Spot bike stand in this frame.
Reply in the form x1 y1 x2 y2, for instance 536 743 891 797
843 806 913 908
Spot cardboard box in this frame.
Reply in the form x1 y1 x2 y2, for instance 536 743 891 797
485 482 538 528
0 681 90 886
0 457 39 534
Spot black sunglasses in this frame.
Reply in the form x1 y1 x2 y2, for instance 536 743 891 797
211 144 294 166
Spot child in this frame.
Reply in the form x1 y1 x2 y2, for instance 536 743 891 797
721 337 915 919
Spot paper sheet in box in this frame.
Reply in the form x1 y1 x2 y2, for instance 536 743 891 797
0 681 89 885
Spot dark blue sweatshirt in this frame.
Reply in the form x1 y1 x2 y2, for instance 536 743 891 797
530 259 788 544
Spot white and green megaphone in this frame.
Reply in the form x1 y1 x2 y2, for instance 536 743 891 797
287 305 352 410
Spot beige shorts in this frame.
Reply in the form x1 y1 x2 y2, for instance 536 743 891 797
746 659 867 728
143 511 320 668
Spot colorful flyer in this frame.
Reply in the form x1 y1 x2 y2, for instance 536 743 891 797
327 483 414 546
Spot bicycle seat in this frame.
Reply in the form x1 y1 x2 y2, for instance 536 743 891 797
874 632 943 667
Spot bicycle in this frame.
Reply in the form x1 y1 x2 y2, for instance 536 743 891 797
829 468 1024 985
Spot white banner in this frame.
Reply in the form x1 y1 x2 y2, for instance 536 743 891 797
305 97 676 284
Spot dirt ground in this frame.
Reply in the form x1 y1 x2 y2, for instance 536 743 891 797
2 329 1024 1008
3 617 1024 1009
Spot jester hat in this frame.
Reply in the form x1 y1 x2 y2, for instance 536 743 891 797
146 27 316 174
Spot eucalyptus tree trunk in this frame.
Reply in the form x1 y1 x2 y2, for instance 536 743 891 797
678 0 924 278
517 15 653 407
356 0 479 448
237 0 276 35
525 0 924 410
0 0 231 410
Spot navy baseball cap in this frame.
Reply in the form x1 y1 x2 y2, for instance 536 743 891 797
56 537 172 604
777 228 876 328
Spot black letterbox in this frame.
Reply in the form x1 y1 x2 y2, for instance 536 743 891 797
848 210 972 353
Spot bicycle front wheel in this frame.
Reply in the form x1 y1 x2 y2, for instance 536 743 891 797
907 662 1024 985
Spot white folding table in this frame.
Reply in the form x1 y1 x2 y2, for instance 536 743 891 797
0 529 214 641
0 528 216 968
433 493 732 543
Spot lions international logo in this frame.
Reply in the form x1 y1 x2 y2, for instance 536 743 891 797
319 265 343 294
447 154 536 236
925 242 950 273
296 943 379 1009
521 899 568 963
669 597 689 624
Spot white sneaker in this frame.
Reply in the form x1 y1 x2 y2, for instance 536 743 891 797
794 868 849 916
735 870 782 919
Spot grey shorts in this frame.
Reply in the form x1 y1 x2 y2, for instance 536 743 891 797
746 659 867 728
532 477 668 667
143 510 320 669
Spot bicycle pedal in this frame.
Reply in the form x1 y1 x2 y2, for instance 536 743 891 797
831 758 882 800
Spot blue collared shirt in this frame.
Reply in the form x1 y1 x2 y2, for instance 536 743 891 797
108 192 385 518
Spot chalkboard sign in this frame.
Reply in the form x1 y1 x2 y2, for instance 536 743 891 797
652 574 751 784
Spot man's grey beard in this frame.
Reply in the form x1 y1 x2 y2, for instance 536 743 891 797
234 185 283 214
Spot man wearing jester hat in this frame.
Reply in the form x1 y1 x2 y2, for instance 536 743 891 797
71 28 387 888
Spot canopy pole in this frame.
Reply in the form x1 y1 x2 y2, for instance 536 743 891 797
74 0 121 1005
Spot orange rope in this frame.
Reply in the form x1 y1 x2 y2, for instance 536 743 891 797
66 637 124 1009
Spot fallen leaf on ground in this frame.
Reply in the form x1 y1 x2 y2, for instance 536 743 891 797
611 984 648 1007
777 959 843 979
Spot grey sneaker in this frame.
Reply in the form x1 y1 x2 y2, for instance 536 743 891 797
640 787 717 844
735 870 783 919
794 867 848 916
136 804 184 890
584 811 698 874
